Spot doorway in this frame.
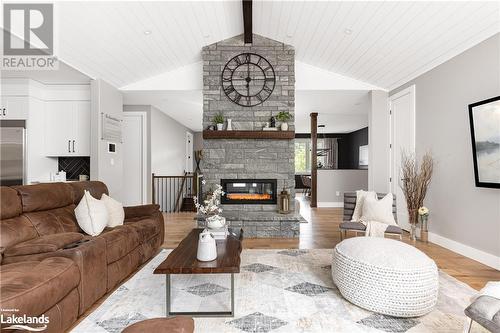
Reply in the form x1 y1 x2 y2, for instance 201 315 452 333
389 85 415 231
122 112 147 205
185 132 193 173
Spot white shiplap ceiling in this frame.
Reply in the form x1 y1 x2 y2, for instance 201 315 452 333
55 1 500 91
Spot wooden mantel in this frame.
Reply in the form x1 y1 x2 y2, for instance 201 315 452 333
203 130 295 140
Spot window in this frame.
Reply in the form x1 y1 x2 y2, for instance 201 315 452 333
295 138 311 173
295 137 337 173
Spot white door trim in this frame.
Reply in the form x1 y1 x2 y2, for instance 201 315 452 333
123 111 148 204
388 85 416 231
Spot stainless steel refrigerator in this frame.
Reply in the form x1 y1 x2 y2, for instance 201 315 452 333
0 120 26 186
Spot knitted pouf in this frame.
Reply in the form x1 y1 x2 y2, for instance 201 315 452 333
332 237 439 317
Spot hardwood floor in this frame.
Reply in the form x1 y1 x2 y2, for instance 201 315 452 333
164 197 500 291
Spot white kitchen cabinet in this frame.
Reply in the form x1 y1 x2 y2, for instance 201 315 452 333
0 96 29 119
45 101 90 156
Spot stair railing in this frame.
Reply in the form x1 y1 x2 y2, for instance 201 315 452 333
152 173 199 213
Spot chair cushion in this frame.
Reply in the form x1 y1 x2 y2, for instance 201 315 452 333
465 295 500 332
340 222 402 234
0 257 80 316
98 225 139 264
4 232 84 257
340 222 366 231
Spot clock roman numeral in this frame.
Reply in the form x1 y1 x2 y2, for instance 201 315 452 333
256 93 264 102
263 85 273 94
244 53 251 63
234 93 242 104
224 86 235 95
234 56 242 66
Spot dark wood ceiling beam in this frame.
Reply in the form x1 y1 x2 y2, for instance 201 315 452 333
243 0 253 44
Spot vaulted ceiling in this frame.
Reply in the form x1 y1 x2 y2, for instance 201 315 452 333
57 1 500 91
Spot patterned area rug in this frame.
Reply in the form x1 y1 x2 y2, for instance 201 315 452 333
72 249 486 333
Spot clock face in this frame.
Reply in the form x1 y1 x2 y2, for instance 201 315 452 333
221 53 276 107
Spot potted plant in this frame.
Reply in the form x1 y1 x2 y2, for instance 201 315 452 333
193 183 226 229
400 152 433 241
276 111 291 131
213 113 224 131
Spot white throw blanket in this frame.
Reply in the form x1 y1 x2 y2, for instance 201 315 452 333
472 281 500 302
359 220 391 237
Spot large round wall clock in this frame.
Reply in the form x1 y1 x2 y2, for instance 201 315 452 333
221 53 276 107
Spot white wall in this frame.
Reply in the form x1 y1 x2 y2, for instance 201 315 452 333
391 34 500 269
317 169 368 207
368 90 390 192
150 106 192 176
90 79 124 199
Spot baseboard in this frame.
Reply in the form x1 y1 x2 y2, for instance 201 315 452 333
428 232 500 270
317 202 343 208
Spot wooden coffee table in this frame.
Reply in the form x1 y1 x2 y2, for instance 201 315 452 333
154 228 243 317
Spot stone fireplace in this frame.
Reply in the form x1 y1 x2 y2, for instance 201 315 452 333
199 34 302 237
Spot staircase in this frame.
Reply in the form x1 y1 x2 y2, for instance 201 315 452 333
180 197 196 212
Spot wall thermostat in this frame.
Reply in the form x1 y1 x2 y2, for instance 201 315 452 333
108 142 116 153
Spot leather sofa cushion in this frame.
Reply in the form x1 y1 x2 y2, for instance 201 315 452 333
99 225 140 264
124 204 160 220
0 257 80 316
23 205 80 236
0 215 38 251
125 218 161 243
0 187 22 219
4 232 84 257
14 182 74 213
69 181 109 204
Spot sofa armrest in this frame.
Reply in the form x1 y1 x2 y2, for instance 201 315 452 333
124 204 160 220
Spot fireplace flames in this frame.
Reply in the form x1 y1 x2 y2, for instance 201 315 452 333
226 193 272 200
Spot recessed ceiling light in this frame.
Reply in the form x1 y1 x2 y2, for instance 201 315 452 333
344 29 352 35
144 30 152 35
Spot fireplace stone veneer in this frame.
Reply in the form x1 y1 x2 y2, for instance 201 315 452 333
201 34 300 237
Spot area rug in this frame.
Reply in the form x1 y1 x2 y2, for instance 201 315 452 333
72 249 485 333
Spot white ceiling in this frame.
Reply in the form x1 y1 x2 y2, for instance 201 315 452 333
55 1 500 90
122 90 202 130
295 90 369 133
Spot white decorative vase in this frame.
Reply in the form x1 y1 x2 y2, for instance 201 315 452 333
227 119 232 130
196 229 217 261
206 215 226 229
216 123 224 131
281 122 288 131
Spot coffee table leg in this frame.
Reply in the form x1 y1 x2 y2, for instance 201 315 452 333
166 274 171 316
231 273 235 316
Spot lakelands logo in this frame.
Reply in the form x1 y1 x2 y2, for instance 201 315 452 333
2 3 58 70
1 312 49 331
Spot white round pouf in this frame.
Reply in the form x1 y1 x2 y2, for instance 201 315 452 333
332 237 439 317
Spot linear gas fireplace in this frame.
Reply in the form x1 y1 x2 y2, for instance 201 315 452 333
221 179 277 204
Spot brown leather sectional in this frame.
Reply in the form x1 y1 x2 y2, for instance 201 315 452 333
0 181 164 333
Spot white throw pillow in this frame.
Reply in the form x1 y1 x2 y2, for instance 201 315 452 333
351 190 376 221
101 193 124 227
360 193 396 225
75 190 108 236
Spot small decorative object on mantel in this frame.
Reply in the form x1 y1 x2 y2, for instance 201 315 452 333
213 113 224 131
263 121 278 131
196 229 217 262
270 116 276 128
226 118 233 131
400 151 434 241
278 187 291 214
194 183 227 230
276 111 291 131
418 206 429 243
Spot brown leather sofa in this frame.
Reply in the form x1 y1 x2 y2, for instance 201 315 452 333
0 181 164 333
